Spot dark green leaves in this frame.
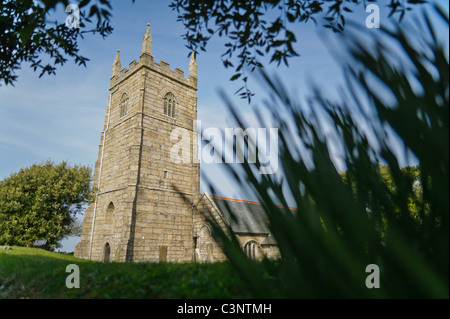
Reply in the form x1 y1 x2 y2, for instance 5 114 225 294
0 0 135 86
0 161 92 249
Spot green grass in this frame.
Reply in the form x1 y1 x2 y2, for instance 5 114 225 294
0 247 250 299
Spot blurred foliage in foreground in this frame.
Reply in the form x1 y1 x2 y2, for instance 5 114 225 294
205 6 449 298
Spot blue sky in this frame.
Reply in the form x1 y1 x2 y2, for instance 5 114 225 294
0 0 346 190
0 1 448 251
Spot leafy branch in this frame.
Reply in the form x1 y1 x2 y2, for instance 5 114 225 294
0 0 134 86
170 0 427 102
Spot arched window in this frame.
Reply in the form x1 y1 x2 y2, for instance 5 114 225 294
106 202 115 214
163 92 176 118
105 202 115 227
120 93 128 118
244 241 258 260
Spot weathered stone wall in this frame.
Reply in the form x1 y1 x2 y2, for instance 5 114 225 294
260 244 280 259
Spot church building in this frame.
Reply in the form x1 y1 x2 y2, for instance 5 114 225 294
74 24 279 263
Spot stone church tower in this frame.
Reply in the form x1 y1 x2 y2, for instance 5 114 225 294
76 24 281 264
75 24 200 262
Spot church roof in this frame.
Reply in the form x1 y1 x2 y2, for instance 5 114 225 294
210 196 273 235
260 234 278 246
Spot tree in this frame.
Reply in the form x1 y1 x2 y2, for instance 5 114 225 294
0 161 92 249
170 0 426 101
0 0 134 86
341 165 427 238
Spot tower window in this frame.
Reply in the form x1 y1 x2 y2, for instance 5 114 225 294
106 202 115 214
163 92 176 118
120 93 128 118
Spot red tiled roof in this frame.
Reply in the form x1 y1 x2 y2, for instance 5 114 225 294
209 195 296 211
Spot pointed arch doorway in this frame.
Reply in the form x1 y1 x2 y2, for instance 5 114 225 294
104 243 111 262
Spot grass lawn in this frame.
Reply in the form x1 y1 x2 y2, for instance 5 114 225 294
0 247 251 299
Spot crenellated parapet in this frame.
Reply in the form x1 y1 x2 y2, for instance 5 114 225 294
110 23 197 91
